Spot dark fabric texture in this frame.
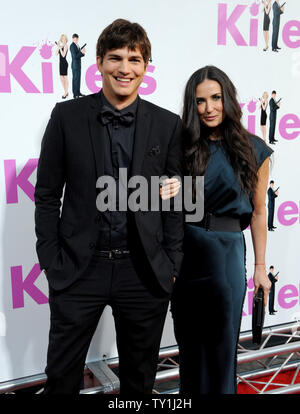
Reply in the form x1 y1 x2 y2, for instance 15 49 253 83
96 91 138 249
272 2 283 49
260 106 267 126
35 91 184 395
44 254 170 394
171 134 272 394
59 46 68 76
269 98 280 142
34 92 184 294
70 42 84 97
193 135 273 230
268 272 278 313
263 10 270 31
171 225 247 394
267 187 277 228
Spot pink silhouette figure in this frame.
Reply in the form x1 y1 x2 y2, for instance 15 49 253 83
38 40 54 59
247 99 257 113
250 1 260 16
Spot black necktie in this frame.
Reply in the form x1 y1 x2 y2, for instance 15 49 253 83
99 105 135 127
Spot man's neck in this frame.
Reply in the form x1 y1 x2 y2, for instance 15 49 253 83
101 89 138 110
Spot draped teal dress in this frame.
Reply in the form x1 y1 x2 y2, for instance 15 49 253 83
171 135 273 394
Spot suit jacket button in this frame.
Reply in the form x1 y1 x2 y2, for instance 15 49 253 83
89 242 95 249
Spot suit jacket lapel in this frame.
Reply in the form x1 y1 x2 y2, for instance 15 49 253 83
131 98 151 177
87 93 105 180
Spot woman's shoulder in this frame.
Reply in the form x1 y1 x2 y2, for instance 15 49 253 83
249 134 273 168
249 134 268 149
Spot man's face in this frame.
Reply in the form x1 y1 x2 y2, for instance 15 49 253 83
97 46 147 107
73 37 78 44
270 182 274 188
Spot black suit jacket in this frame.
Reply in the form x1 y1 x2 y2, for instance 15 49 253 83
268 272 278 285
34 93 184 294
272 2 283 26
70 42 84 69
268 272 278 295
269 98 279 116
267 187 277 208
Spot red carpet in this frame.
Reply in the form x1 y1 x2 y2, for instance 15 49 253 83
238 368 300 394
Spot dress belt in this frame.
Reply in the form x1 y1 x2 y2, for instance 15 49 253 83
94 248 131 259
192 213 241 232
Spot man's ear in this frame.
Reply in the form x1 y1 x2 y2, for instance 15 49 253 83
96 56 102 74
143 61 148 77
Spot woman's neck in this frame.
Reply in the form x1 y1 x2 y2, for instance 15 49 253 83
208 128 223 141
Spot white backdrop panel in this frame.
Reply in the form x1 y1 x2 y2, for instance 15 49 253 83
0 0 299 382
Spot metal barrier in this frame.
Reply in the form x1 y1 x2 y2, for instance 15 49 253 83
237 321 300 394
1 321 300 394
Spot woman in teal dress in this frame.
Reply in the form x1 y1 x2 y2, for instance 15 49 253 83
161 66 273 394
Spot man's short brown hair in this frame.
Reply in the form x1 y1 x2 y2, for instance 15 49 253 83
96 19 151 65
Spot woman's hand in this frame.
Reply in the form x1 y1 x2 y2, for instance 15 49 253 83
159 178 181 200
253 265 271 306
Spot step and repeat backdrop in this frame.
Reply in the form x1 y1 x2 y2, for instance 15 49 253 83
0 0 299 382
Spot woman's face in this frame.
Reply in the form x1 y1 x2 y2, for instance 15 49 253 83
61 35 66 44
196 79 225 128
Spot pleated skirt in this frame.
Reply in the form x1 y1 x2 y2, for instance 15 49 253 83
171 223 247 394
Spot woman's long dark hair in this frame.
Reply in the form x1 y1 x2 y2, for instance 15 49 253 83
182 66 258 196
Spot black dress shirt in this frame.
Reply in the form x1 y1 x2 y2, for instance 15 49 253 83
96 91 138 249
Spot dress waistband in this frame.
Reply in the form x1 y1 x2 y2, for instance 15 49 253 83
191 213 241 232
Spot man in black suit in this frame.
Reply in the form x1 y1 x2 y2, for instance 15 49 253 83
268 266 279 315
267 180 278 231
34 19 184 394
272 0 285 52
269 91 280 144
70 33 85 98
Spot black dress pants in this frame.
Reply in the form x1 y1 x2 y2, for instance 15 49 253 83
44 252 170 394
268 286 275 313
268 205 274 229
269 115 276 142
71 64 81 97
272 20 280 50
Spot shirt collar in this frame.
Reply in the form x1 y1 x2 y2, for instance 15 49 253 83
99 90 138 115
